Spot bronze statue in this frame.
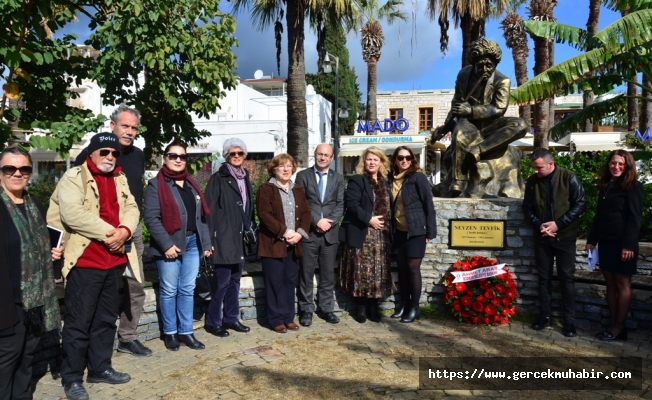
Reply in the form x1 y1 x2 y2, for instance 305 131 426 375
431 38 528 198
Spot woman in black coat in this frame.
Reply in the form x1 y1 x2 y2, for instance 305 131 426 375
586 149 643 341
388 146 437 323
339 146 394 323
203 138 255 338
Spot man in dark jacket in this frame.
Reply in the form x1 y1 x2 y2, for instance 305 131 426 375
523 148 586 337
295 144 345 326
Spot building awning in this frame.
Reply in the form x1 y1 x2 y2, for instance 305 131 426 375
557 132 634 152
339 141 425 157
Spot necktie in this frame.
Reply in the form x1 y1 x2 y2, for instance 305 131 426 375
317 172 326 203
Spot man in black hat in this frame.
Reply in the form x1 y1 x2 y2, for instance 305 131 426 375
49 132 140 400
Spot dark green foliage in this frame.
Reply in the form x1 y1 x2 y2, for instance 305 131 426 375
306 23 362 136
521 150 652 241
27 174 58 211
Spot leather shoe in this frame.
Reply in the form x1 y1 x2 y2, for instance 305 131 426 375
273 325 287 333
599 328 627 341
205 325 230 337
86 368 131 384
179 333 205 350
400 307 421 323
299 312 313 327
224 321 250 333
531 316 550 331
164 333 180 351
285 322 299 331
63 382 89 400
117 339 152 357
318 312 340 324
562 323 577 338
391 305 405 319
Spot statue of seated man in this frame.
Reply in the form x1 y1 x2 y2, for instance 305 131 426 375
431 38 528 197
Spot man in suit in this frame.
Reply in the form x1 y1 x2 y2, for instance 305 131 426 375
431 38 527 197
295 144 345 326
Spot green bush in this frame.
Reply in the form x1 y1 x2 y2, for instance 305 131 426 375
27 174 58 209
520 150 652 241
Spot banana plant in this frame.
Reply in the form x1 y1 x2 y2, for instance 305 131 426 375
510 2 652 141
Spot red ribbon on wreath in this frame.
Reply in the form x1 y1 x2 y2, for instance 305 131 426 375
442 255 517 325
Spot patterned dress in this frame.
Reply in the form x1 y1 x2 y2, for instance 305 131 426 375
339 175 395 298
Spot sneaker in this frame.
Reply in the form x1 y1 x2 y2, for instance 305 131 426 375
63 382 89 400
117 339 152 357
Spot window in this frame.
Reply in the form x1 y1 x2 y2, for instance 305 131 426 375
419 107 434 132
389 108 404 121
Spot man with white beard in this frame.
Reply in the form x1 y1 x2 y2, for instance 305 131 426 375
48 132 140 400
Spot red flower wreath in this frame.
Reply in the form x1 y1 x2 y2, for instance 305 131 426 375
442 255 517 326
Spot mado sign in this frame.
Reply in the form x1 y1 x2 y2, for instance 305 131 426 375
357 118 409 134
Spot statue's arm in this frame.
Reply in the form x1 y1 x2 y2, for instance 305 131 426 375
431 71 465 143
471 76 510 120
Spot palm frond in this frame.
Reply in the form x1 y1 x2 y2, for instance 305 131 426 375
523 20 595 50
594 9 652 52
603 0 652 13
548 94 628 141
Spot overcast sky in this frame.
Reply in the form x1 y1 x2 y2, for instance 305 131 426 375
58 1 622 97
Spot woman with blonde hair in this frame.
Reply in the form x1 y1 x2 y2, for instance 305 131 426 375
339 146 394 323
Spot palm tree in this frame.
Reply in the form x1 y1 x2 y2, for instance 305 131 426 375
509 5 652 141
498 0 530 125
527 0 557 149
231 0 347 166
583 0 601 132
353 0 407 122
427 0 506 68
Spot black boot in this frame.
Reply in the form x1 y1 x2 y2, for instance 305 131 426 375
391 304 405 319
354 297 366 323
400 305 421 323
367 298 381 323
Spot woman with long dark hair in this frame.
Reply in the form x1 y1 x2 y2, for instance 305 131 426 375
389 146 437 323
144 141 212 351
586 149 643 341
339 146 395 323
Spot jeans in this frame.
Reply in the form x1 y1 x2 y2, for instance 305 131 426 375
156 234 200 335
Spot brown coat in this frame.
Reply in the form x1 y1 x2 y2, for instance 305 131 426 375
256 182 311 258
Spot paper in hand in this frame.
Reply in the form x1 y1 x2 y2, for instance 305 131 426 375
587 247 599 271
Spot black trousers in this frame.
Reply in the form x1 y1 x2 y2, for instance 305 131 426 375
60 266 124 385
206 262 243 327
262 248 299 328
534 236 576 324
0 305 39 400
298 235 338 313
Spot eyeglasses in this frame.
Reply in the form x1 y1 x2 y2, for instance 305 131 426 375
1 165 32 177
609 161 625 167
396 155 412 162
166 153 188 162
275 165 293 171
229 151 245 158
98 149 121 158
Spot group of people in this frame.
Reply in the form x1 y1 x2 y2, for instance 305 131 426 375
0 102 645 400
524 147 643 341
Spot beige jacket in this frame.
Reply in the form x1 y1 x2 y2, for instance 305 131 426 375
47 162 141 281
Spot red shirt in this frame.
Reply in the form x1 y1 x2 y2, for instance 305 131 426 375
75 159 128 270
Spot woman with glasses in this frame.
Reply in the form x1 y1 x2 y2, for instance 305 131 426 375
0 147 63 399
203 138 255 338
257 154 311 333
388 146 436 323
144 141 212 351
586 150 643 341
339 146 394 323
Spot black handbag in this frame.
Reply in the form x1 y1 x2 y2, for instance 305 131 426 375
194 256 216 302
238 201 258 245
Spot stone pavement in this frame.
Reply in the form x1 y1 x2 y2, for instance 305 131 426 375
32 313 652 399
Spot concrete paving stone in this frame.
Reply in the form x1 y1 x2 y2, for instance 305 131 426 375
366 358 383 364
261 354 285 362
237 353 261 362
382 363 401 371
396 361 417 370
390 391 419 399
241 358 267 367
217 358 241 367
443 389 475 396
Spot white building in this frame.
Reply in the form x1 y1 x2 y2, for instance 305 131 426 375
28 70 332 178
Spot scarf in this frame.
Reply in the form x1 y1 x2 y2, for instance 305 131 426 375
157 165 210 234
0 190 60 336
365 172 390 236
226 162 248 209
